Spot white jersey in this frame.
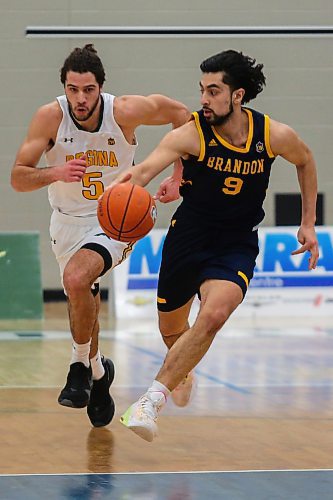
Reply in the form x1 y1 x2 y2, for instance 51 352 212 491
46 93 138 216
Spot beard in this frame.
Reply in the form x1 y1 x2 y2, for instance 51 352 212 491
203 100 234 126
68 95 100 122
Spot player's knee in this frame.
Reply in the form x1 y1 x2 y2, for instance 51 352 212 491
158 317 188 338
198 308 229 337
63 266 91 296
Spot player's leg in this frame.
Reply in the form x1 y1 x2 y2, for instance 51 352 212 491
49 213 101 409
156 227 258 397
64 248 104 346
120 229 259 440
50 211 118 420
156 224 198 406
158 298 193 348
79 235 131 425
158 301 196 407
157 279 243 389
120 280 243 441
58 248 105 409
120 216 202 439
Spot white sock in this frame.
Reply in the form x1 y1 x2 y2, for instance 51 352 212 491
148 380 170 401
90 350 105 381
70 340 91 368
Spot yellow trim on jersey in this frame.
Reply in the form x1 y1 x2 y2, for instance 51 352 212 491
237 271 249 289
157 297 167 304
264 114 275 158
212 108 253 153
192 112 206 161
120 242 134 264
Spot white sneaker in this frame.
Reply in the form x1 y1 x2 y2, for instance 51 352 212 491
120 391 166 442
171 371 196 407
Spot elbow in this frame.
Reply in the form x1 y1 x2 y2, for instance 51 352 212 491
11 176 21 192
173 106 191 128
11 172 25 192
182 106 191 122
11 184 25 193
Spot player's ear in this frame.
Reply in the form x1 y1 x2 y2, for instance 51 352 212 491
233 88 245 104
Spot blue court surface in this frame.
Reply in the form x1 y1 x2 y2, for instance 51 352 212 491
1 470 333 500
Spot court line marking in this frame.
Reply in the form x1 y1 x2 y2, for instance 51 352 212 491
1 326 333 340
1 468 333 477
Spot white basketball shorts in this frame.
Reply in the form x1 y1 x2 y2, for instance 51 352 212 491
50 209 133 287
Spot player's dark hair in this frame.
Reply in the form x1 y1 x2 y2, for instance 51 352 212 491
60 44 106 86
200 49 266 104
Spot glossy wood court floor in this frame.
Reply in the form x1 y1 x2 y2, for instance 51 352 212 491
0 302 332 499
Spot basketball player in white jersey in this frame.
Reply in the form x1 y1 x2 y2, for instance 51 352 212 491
11 44 190 427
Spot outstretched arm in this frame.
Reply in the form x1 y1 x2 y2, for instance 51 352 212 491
110 120 199 190
270 120 319 269
115 94 190 129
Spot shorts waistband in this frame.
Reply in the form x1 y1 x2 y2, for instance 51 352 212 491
52 210 99 226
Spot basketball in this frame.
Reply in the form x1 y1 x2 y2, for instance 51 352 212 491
97 182 157 242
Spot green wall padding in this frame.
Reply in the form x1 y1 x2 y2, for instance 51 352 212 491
0 232 43 319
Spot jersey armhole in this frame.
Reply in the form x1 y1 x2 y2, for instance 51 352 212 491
192 112 205 161
264 114 275 158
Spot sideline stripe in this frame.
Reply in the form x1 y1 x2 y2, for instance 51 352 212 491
1 468 333 476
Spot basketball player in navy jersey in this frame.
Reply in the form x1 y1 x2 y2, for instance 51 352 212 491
111 49 319 442
11 44 189 428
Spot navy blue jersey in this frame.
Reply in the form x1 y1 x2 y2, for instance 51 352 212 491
179 107 276 230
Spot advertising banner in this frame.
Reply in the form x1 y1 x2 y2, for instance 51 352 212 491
112 227 333 318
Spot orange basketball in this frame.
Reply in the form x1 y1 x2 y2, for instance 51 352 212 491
97 182 157 242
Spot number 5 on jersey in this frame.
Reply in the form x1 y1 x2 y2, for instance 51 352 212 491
82 172 104 200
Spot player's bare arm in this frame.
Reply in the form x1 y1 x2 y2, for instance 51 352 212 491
11 102 87 192
114 94 190 129
153 160 183 202
270 119 319 269
114 94 190 202
111 120 200 188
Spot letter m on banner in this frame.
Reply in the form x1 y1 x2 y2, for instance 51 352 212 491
128 230 166 289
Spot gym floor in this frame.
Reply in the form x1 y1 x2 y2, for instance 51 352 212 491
0 302 332 499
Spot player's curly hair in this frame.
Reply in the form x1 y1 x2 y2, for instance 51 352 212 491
60 44 106 86
200 49 266 104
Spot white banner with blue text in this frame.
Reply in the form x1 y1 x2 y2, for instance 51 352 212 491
112 226 333 318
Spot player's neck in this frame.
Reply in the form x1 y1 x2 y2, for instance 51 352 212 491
214 108 249 148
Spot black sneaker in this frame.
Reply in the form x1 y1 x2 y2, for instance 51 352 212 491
87 357 115 427
58 362 92 408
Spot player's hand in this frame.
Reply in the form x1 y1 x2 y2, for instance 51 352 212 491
105 172 132 194
154 176 180 203
291 225 319 270
55 154 87 183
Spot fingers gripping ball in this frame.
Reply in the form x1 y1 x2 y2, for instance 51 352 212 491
97 183 157 242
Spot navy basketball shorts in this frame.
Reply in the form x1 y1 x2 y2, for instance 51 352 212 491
157 216 259 312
